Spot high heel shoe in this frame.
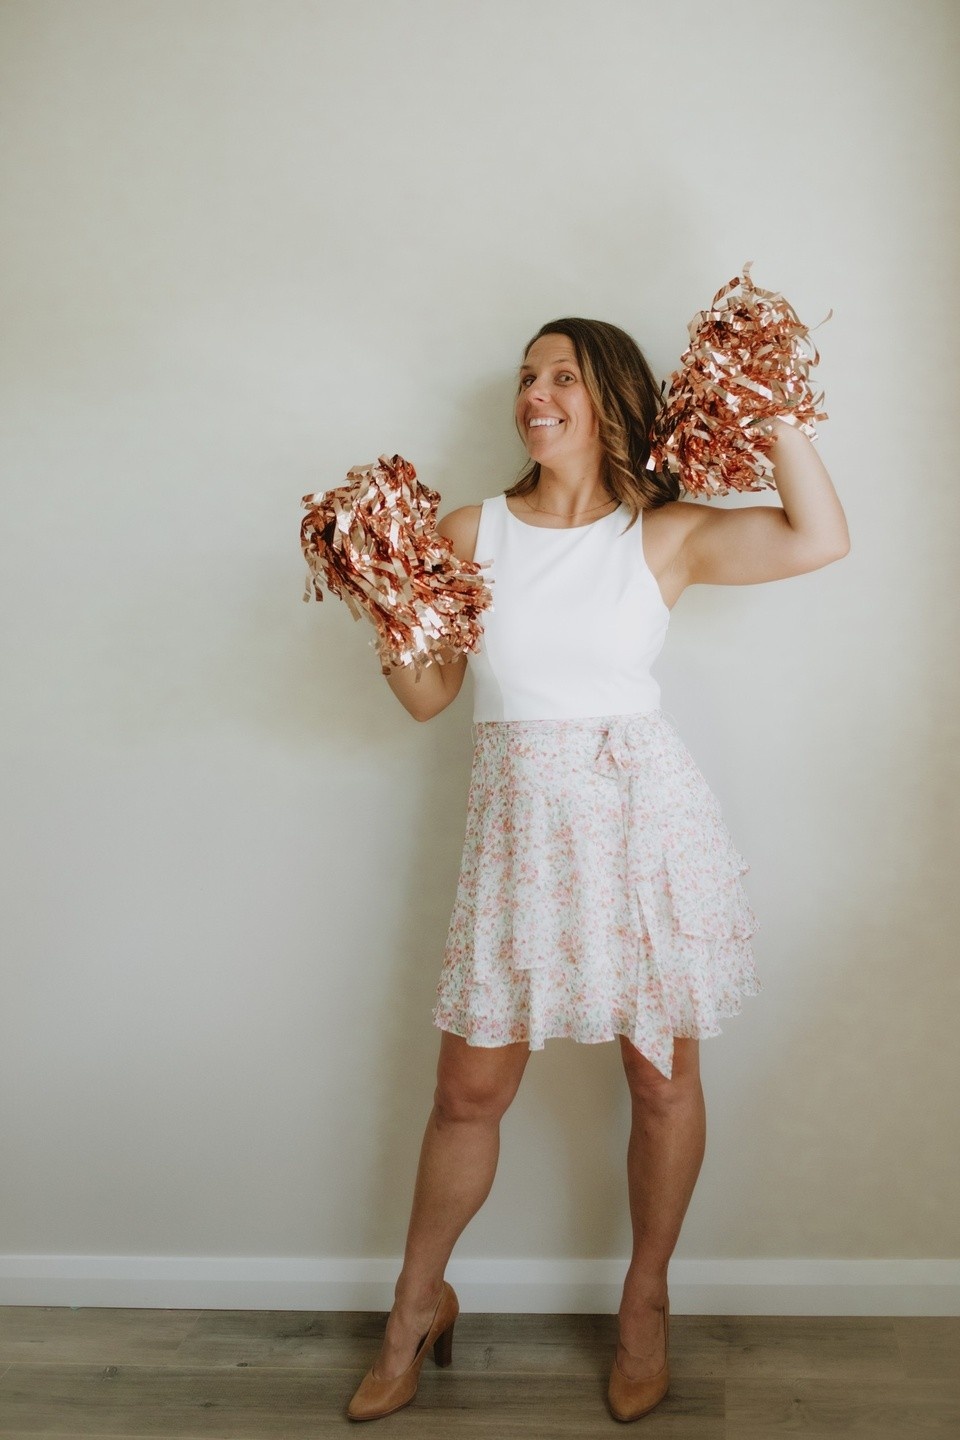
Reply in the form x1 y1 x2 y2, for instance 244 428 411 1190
346 1281 459 1422
607 1296 670 1423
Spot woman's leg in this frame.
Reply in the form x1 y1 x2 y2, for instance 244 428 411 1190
371 1030 531 1380
615 1035 706 1380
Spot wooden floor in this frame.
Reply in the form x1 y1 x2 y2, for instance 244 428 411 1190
0 1306 958 1438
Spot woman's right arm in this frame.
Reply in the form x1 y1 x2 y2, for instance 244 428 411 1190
380 504 482 722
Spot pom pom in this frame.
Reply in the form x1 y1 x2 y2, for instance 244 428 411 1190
650 262 829 497
300 454 494 678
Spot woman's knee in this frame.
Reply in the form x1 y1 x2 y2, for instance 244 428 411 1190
433 1032 529 1124
619 1035 701 1104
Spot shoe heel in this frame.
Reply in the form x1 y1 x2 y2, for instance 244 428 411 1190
433 1318 455 1367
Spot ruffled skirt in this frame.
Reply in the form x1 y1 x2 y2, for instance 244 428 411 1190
431 709 761 1080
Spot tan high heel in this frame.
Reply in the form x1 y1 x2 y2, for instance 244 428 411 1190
346 1281 459 1422
607 1296 670 1423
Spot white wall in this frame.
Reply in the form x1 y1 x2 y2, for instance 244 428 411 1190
2 0 958 1311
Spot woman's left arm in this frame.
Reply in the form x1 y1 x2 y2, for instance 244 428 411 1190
679 420 851 586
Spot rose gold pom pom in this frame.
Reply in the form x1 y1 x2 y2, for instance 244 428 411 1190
300 454 494 678
650 262 829 497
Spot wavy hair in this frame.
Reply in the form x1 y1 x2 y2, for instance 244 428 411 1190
505 317 680 528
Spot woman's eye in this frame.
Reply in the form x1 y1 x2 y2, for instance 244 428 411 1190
519 372 575 387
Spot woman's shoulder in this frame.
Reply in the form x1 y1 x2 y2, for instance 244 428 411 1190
436 500 486 565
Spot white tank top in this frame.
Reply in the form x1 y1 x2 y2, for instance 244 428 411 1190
468 493 670 722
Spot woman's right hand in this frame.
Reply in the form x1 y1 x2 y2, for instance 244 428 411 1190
379 504 481 722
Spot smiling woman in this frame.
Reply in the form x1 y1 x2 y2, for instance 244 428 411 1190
349 311 849 1426
510 317 675 527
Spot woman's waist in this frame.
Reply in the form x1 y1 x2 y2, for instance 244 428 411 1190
474 706 664 731
470 707 679 753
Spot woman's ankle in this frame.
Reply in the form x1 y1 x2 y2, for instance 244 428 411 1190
619 1264 668 1309
393 1273 445 1314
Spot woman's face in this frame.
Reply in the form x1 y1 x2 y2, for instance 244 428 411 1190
515 333 601 468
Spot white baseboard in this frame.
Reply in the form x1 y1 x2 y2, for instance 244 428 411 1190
1 1256 957 1314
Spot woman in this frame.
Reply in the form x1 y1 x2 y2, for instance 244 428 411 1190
346 318 850 1424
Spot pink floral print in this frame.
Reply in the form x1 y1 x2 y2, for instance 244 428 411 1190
432 709 761 1080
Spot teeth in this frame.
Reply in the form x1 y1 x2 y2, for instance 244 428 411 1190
529 418 562 427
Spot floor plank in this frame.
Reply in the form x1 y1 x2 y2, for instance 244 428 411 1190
724 1376 960 1438
0 1364 717 1438
0 1307 955 1439
892 1315 960 1380
707 1316 902 1379
0 1364 346 1435
0 1311 203 1367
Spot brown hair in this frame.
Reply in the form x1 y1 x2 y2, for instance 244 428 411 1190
506 317 680 528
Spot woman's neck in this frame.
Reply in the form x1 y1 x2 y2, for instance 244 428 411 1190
532 465 611 517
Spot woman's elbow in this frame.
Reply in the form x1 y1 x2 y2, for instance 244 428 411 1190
394 690 444 723
386 651 465 721
830 530 851 562
811 541 850 572
815 526 851 567
408 684 459 723
411 700 445 722
794 532 850 576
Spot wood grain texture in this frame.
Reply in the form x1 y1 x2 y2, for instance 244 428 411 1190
0 1306 957 1438
0 1309 203 1367
724 1377 960 1438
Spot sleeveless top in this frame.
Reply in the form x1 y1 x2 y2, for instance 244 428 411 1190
467 493 670 722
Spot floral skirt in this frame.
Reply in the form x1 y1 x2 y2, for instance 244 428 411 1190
431 709 761 1080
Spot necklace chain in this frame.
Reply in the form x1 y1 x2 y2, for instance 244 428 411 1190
522 493 617 521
